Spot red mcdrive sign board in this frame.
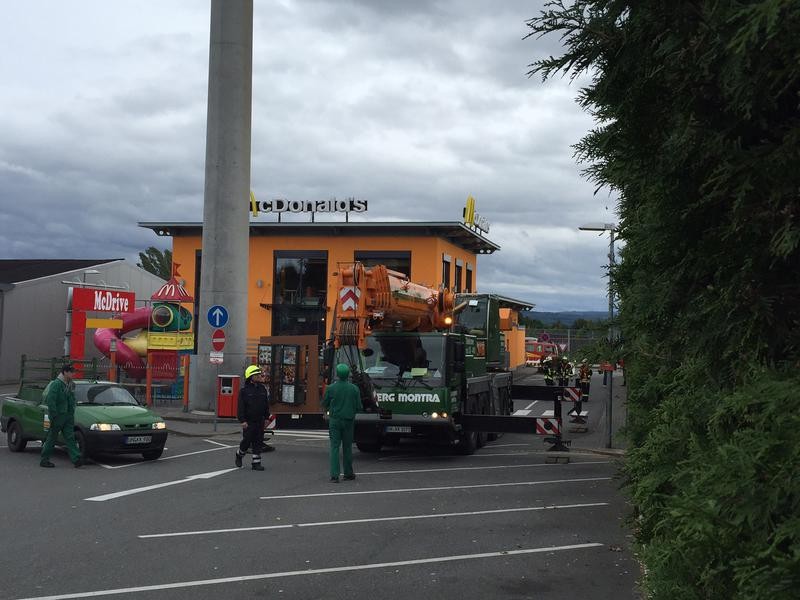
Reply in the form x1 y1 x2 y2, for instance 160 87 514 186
212 329 226 352
68 287 137 369
72 288 136 312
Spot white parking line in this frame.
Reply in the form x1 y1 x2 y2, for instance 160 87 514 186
93 444 238 469
359 460 610 476
486 443 531 448
17 543 604 599
275 431 328 439
139 502 609 539
203 439 230 447
85 468 238 501
378 451 570 461
524 401 538 410
260 476 611 500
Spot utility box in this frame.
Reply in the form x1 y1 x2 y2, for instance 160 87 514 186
217 375 240 418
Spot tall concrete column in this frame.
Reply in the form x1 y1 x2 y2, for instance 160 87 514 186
191 0 253 410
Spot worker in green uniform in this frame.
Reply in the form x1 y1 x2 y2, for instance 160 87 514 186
322 363 362 483
40 363 83 468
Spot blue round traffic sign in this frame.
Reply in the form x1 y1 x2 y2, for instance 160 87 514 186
207 305 229 328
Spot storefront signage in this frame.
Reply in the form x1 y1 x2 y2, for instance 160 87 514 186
250 192 368 216
72 288 135 313
463 195 490 234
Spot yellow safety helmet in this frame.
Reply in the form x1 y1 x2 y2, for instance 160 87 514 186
245 365 262 380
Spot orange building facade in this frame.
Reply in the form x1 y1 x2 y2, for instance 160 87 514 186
139 221 530 367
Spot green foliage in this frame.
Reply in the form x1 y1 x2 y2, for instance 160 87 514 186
528 1 800 597
137 247 172 280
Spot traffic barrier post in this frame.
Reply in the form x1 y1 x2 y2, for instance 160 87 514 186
543 390 570 452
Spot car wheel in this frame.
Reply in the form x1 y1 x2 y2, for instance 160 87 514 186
7 421 27 452
74 429 88 459
142 448 164 460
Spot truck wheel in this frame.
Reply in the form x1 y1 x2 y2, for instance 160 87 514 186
356 441 382 453
456 431 477 455
7 421 27 452
142 448 164 460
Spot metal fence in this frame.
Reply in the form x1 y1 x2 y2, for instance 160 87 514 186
529 329 605 357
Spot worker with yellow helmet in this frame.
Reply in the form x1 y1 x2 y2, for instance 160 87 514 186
235 365 271 471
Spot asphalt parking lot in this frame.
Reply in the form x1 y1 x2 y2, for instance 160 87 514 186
0 382 640 600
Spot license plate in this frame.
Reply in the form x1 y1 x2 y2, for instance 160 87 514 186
385 426 411 433
125 435 152 445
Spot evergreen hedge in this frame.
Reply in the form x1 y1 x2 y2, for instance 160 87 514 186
527 2 800 597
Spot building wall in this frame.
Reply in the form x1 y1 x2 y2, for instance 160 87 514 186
171 233 478 342
0 262 164 383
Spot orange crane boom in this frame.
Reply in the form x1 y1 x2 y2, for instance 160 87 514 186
332 262 454 349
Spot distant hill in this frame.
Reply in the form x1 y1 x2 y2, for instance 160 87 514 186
522 310 607 326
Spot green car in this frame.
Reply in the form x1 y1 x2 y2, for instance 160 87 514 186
1 380 168 461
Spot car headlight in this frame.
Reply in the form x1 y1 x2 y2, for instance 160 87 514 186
90 423 120 431
152 422 166 430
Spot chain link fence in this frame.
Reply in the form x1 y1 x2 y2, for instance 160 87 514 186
529 329 606 358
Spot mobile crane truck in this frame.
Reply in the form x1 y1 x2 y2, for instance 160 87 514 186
324 262 521 454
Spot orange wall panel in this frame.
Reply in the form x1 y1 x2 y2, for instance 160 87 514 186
170 233 480 342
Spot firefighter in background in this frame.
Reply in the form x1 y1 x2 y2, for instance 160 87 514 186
558 356 573 387
542 356 555 386
578 359 592 396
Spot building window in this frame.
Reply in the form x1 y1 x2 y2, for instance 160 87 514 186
442 255 452 289
354 251 411 277
272 251 328 343
465 264 473 292
454 264 463 293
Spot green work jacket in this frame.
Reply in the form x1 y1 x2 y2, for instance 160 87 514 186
322 380 362 420
43 377 75 419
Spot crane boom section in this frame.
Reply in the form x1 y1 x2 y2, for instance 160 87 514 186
334 263 453 349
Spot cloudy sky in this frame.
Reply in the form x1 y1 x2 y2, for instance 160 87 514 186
0 1 619 312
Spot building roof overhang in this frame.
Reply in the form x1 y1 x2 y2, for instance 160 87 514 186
139 221 500 254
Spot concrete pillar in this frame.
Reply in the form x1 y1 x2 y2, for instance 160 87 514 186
191 0 253 411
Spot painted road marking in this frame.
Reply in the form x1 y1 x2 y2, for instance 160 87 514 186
524 401 538 410
203 439 230 447
276 431 328 438
512 409 532 416
17 543 604 599
140 502 609 539
84 468 238 501
358 460 609 476
378 450 582 461
260 476 612 500
543 409 588 417
93 444 238 469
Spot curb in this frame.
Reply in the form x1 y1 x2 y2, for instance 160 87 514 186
583 447 626 458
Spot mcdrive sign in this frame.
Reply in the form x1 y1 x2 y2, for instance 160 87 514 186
72 288 135 313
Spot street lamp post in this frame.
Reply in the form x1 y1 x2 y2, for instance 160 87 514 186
579 222 617 448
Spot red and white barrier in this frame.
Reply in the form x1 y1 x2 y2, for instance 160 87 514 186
535 417 560 436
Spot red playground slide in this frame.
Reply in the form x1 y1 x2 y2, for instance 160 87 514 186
93 307 151 380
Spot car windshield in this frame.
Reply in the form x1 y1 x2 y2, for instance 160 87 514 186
361 335 444 382
75 384 139 406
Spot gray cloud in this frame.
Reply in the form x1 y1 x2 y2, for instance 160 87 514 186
0 0 617 311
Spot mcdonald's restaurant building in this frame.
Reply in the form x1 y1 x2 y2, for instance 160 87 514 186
140 203 530 369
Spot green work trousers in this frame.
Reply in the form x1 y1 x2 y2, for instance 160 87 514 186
328 417 355 478
41 415 81 464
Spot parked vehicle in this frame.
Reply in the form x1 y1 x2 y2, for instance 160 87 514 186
2 379 168 461
525 337 560 369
